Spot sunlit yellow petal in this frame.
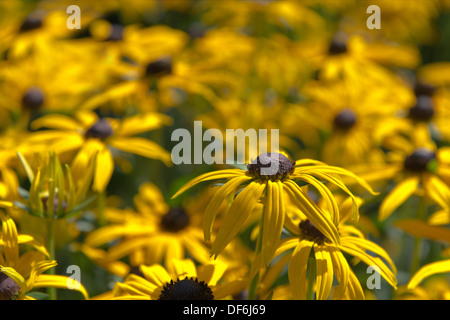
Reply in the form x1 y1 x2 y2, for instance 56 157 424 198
407 259 450 289
379 176 420 221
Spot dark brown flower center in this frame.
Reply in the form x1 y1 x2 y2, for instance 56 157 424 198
299 220 328 243
403 148 436 172
414 82 436 97
158 277 214 300
85 119 114 140
19 11 44 32
0 272 20 300
105 24 124 41
333 108 357 131
408 95 435 122
160 208 190 232
22 86 45 110
247 153 295 180
328 39 348 55
145 57 172 77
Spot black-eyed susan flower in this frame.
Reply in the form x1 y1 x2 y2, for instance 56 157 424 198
355 145 450 222
106 258 241 300
299 79 412 167
84 183 211 274
0 214 88 299
172 152 377 266
27 110 172 192
266 199 397 300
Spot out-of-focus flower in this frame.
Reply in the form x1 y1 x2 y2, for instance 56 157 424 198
265 198 397 300
83 183 211 276
27 110 172 192
0 214 88 299
355 146 450 221
104 258 241 300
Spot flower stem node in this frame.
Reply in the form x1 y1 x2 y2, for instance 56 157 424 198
158 277 214 300
85 119 114 140
247 152 295 181
403 148 436 172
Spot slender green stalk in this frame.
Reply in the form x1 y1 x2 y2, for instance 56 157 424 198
306 256 316 300
410 196 427 275
46 219 57 300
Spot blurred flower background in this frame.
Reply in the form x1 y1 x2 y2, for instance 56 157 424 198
1 0 450 300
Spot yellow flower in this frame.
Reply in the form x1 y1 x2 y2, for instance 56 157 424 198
0 214 88 299
83 183 211 275
356 146 450 221
172 152 376 265
266 198 397 300
106 258 240 300
299 79 412 167
27 110 172 192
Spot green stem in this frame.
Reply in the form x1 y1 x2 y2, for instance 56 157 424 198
46 219 57 300
306 255 316 300
410 196 427 275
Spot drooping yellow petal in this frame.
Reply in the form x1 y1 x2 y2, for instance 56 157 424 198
284 180 340 245
115 112 172 137
30 114 81 131
379 176 420 221
288 239 314 300
108 136 171 165
394 219 450 243
407 259 450 289
33 274 89 299
203 175 251 242
171 169 247 199
210 182 266 258
339 242 397 290
93 144 114 192
1 216 19 265
314 244 334 300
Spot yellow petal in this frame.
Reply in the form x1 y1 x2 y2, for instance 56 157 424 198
379 176 420 221
33 274 89 299
93 144 114 192
314 244 334 300
171 169 247 199
211 182 266 258
407 259 450 289
288 239 314 300
108 136 171 165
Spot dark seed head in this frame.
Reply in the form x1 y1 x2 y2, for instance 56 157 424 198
247 153 295 180
160 208 190 232
328 38 348 55
158 277 214 300
333 108 357 131
403 148 436 172
145 57 172 77
0 272 20 300
408 95 435 122
128 265 144 278
19 11 45 33
105 24 124 41
85 119 114 140
299 220 328 243
414 82 436 97
22 86 45 110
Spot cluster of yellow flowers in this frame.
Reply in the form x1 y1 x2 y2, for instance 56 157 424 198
1 0 450 301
